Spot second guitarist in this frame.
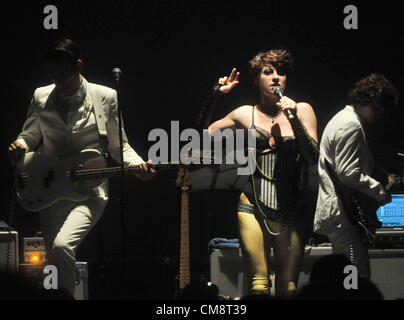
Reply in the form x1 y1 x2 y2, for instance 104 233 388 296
314 73 399 279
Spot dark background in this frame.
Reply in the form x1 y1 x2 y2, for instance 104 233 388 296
1 0 403 299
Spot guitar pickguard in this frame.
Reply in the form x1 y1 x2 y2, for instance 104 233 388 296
14 149 105 212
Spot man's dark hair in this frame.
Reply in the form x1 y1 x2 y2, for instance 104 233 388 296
349 73 398 110
46 38 81 66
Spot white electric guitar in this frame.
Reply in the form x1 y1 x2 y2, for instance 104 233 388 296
14 149 184 212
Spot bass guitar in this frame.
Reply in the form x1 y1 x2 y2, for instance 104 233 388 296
14 149 188 212
175 167 192 297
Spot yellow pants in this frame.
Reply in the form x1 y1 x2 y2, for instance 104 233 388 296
237 193 301 297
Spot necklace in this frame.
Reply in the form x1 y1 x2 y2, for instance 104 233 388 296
261 106 282 123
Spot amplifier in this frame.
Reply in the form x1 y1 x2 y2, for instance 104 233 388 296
210 244 404 299
209 248 249 299
0 221 19 273
373 229 404 248
368 248 404 300
74 261 88 300
23 237 47 264
209 246 332 298
293 245 333 290
20 261 89 300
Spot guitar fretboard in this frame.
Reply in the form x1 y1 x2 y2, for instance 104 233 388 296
70 163 177 181
179 187 190 290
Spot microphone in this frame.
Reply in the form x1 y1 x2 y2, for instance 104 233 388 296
273 86 294 119
112 67 122 83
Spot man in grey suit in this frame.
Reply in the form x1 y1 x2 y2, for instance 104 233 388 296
314 73 398 279
8 38 155 297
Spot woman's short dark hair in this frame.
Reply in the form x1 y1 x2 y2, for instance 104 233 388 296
46 38 81 66
349 73 398 110
248 47 294 84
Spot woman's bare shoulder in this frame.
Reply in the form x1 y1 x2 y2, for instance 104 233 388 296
296 102 313 110
296 102 316 117
230 104 255 119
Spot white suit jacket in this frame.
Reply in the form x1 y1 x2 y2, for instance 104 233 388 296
16 77 145 203
17 77 144 166
313 105 387 235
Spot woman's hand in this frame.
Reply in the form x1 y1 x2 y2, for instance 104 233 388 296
218 68 240 94
276 96 297 113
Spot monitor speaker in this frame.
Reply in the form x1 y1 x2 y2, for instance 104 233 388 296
0 222 19 273
210 245 404 299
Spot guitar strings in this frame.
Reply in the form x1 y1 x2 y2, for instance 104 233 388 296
69 163 175 178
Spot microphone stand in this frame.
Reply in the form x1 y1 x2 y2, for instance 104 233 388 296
113 69 127 297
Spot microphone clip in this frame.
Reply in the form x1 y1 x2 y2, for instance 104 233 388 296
112 68 122 89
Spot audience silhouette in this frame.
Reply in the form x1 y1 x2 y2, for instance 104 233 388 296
0 271 73 300
0 254 386 300
295 254 383 300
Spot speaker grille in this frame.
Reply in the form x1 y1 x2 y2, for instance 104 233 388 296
0 231 19 273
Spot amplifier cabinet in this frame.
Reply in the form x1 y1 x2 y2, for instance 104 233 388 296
209 246 332 298
292 245 333 290
74 261 88 300
373 230 404 248
0 229 19 273
369 249 404 300
210 245 404 299
20 261 88 300
209 248 248 299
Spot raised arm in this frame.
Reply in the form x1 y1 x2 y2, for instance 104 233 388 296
196 68 240 130
208 109 239 133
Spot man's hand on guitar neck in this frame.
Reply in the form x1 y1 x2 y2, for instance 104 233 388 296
7 140 27 164
136 160 156 181
387 174 402 189
378 173 401 206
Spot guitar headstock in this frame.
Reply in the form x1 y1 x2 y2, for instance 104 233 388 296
181 153 218 169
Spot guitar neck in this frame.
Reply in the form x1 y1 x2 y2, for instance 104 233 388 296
71 163 174 182
179 188 190 290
